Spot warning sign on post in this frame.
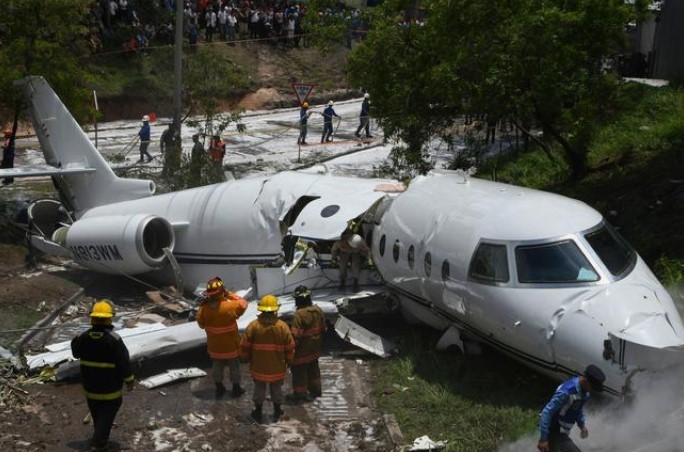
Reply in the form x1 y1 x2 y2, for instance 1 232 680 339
291 83 315 105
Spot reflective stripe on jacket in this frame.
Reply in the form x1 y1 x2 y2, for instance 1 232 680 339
241 315 295 382
71 326 134 401
290 305 326 365
197 292 248 360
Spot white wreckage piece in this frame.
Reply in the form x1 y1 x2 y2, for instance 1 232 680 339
138 367 207 389
26 289 396 380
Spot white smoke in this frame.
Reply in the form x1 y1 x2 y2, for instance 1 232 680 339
500 284 684 452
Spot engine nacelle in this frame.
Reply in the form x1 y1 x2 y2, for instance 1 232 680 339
52 214 175 275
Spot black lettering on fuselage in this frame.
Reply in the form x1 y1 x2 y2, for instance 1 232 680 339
69 244 123 261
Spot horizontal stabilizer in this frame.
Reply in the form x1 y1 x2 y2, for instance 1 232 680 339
0 165 96 179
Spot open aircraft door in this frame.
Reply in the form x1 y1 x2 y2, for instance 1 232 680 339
289 192 387 240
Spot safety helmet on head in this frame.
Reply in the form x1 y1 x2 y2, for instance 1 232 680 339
142 115 150 122
347 234 364 249
364 93 370 99
294 285 311 299
302 102 309 109
584 364 605 393
205 277 225 296
258 294 280 312
90 300 114 318
328 100 334 106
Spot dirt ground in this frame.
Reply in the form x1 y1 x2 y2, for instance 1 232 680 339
0 249 395 451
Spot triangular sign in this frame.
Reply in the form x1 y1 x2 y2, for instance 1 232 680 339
292 83 315 105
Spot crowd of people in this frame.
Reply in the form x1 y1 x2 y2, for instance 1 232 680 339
88 0 368 53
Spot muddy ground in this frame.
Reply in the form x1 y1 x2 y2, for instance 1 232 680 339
0 248 397 451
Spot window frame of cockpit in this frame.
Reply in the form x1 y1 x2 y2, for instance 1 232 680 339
581 221 637 280
467 241 511 286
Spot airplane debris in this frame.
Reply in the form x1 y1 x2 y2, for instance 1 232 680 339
334 315 397 358
409 435 447 451
146 288 193 313
139 368 207 389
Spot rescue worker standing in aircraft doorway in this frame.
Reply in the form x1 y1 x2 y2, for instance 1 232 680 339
196 277 248 399
538 364 606 452
71 300 135 451
287 285 326 402
331 229 371 292
241 295 295 423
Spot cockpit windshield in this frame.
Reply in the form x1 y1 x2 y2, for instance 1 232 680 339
516 240 599 284
584 223 636 277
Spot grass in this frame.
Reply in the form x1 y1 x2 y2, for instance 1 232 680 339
372 326 556 451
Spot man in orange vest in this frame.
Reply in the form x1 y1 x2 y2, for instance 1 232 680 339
197 277 248 399
288 285 326 402
240 294 295 422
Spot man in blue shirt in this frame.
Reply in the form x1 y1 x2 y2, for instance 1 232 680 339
320 100 340 143
298 102 312 145
138 115 153 163
538 364 605 452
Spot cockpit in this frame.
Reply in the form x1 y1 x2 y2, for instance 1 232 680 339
470 223 637 286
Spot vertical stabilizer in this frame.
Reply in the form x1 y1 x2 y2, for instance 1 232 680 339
20 76 155 217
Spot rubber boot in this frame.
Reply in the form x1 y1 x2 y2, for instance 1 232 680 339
273 404 284 421
215 382 226 399
232 383 245 398
251 404 263 423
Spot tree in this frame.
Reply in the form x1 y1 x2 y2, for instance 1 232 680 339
348 0 648 180
0 0 95 126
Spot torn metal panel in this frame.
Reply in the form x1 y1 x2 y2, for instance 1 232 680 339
334 315 397 358
289 192 386 240
139 367 207 389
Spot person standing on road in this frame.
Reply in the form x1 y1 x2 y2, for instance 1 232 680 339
287 285 326 402
196 277 248 399
138 115 153 163
71 300 135 451
354 93 372 138
241 295 295 423
1 129 15 185
538 364 606 452
298 102 312 145
320 100 340 143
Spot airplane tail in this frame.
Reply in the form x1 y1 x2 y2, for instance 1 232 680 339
20 76 155 217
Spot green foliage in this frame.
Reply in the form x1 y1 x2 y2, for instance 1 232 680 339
0 0 94 122
372 326 556 451
348 0 637 179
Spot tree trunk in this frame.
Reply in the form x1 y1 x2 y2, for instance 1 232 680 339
545 125 587 181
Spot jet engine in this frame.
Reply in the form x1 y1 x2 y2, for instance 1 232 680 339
52 214 175 275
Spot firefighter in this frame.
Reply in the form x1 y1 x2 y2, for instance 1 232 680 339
208 134 226 182
331 229 371 292
71 300 135 451
320 100 340 143
196 277 248 399
297 101 312 145
287 285 326 402
138 115 153 163
240 294 295 423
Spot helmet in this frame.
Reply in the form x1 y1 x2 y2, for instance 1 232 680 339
142 115 150 122
205 277 225 296
294 285 311 299
302 102 309 109
90 300 114 318
348 234 364 249
258 294 280 312
364 93 370 99
328 100 334 106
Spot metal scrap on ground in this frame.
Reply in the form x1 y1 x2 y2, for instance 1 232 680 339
139 367 207 389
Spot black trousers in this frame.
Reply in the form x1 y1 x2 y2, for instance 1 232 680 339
355 116 370 136
321 122 333 142
87 397 123 448
549 418 581 452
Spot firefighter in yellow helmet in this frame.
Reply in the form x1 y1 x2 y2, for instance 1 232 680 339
240 294 295 422
298 101 313 145
287 285 326 402
71 300 135 451
331 228 371 292
196 276 248 398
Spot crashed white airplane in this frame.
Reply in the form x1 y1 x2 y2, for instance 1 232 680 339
3 76 684 395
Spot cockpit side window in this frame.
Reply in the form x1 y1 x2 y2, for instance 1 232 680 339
516 240 599 284
469 243 509 283
584 224 636 277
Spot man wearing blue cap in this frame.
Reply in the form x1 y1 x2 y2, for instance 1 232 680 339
538 364 606 452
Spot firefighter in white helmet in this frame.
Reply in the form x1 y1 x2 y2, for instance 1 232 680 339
331 228 371 292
